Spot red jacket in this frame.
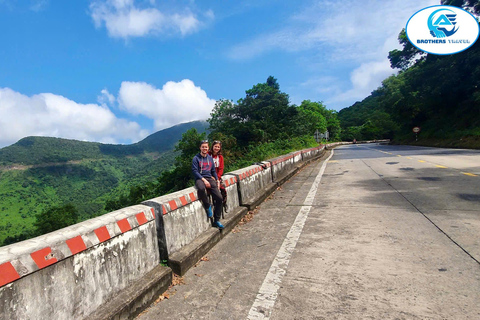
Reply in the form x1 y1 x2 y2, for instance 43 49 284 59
209 152 224 179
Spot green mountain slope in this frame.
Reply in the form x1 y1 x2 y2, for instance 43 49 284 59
0 120 209 246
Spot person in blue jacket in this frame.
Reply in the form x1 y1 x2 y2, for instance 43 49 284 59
192 140 224 229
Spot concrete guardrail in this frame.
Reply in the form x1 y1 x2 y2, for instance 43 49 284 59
1 141 387 319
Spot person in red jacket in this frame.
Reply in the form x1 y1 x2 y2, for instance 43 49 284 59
209 140 228 212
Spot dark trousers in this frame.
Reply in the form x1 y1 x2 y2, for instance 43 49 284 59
195 178 223 221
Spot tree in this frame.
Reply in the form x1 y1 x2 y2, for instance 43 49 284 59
388 29 425 70
34 204 78 235
296 100 328 135
442 0 480 14
209 76 298 147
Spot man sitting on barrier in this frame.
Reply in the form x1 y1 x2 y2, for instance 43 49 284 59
192 140 224 229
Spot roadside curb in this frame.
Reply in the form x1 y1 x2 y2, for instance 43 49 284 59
168 205 248 276
85 264 172 320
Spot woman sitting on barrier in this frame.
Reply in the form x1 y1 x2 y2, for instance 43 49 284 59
192 140 224 229
209 140 228 213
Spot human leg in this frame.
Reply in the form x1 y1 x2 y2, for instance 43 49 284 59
195 179 212 217
207 178 223 222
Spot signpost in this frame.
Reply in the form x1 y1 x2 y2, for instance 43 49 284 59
412 126 421 141
314 130 329 143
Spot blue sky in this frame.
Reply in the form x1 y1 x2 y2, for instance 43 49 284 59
0 0 438 148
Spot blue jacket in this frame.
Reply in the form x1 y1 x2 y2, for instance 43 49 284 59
192 153 218 181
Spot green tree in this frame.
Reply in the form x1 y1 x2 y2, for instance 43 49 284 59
296 100 328 136
388 29 424 70
34 204 78 235
209 76 298 147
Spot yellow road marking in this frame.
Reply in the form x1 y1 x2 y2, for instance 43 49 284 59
397 155 402 157
462 172 478 177
418 160 426 163
406 157 412 159
328 160 338 163
435 165 448 169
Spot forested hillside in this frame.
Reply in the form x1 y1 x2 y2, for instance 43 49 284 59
338 0 480 148
103 76 341 213
0 121 208 246
1 77 339 247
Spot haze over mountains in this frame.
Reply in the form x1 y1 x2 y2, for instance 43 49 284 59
0 120 208 246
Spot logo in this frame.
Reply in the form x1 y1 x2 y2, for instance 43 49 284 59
428 8 458 38
406 5 479 55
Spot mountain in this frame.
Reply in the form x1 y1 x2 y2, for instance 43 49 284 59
0 120 209 246
0 120 209 166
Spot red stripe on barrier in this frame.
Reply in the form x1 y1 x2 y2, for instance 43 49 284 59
162 205 167 215
151 207 156 219
136 212 148 225
117 218 132 233
169 200 178 211
189 192 196 201
0 262 20 287
66 236 87 255
31 247 57 269
180 196 188 206
95 226 111 243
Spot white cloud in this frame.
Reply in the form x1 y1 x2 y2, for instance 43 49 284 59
117 79 215 130
89 0 210 39
30 0 49 11
326 58 396 106
227 0 437 109
229 0 437 61
98 88 116 107
0 88 148 148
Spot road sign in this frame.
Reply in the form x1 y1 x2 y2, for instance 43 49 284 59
412 127 421 133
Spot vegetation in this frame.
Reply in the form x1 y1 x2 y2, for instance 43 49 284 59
0 121 208 246
338 0 480 148
5 0 479 245
104 76 336 211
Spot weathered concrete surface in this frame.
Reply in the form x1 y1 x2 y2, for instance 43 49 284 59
85 265 172 320
226 164 275 211
0 205 159 320
168 205 248 276
0 218 160 320
137 144 480 320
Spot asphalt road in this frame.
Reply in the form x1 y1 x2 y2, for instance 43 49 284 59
137 144 480 320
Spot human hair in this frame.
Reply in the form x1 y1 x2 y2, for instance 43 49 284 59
199 139 209 147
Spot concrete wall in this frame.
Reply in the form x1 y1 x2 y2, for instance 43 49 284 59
301 145 325 161
0 141 350 319
225 162 275 210
142 175 239 262
268 150 304 184
0 205 159 320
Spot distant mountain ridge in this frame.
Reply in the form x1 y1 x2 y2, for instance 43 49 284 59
0 120 209 246
0 120 209 166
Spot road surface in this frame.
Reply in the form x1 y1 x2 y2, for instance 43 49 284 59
137 143 480 320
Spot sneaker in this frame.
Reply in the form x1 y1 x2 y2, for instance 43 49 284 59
206 205 213 218
214 221 224 229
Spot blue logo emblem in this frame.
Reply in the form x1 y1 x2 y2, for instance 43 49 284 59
406 5 479 55
428 8 459 38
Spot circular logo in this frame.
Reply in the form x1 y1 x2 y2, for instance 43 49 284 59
412 127 421 133
406 5 479 55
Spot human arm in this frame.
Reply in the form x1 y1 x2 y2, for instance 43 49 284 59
192 156 204 181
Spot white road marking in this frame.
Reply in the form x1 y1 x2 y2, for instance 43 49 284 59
247 150 334 319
